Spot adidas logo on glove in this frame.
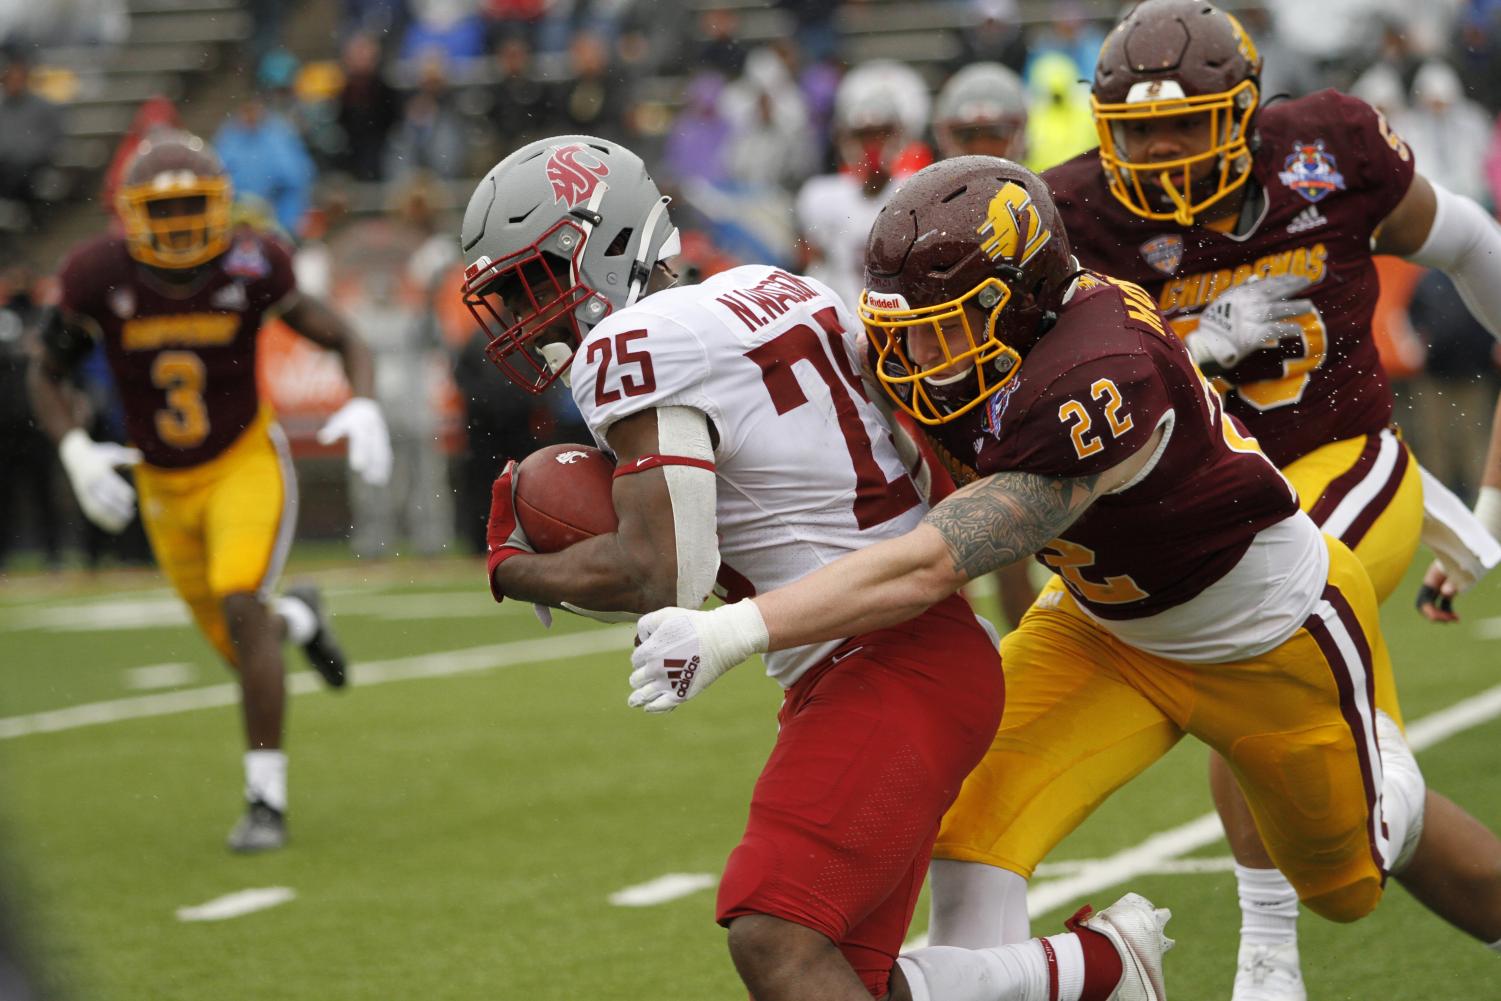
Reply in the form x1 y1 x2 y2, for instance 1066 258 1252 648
665 657 700 697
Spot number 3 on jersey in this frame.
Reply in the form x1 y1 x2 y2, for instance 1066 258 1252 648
1058 378 1133 460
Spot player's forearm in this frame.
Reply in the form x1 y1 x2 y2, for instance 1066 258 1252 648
334 329 376 400
494 533 677 613
753 525 963 651
25 359 84 445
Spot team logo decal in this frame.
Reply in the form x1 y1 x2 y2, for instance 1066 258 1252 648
554 450 590 465
223 237 269 279
108 286 136 319
978 182 1049 266
1139 234 1184 276
983 378 1020 439
545 143 610 207
1277 140 1345 203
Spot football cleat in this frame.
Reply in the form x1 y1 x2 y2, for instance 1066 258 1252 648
287 585 347 689
1231 942 1306 1001
1067 892 1174 1001
227 800 287 853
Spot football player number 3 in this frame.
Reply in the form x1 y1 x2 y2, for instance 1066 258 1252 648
748 306 921 530
1058 378 1133 460
151 351 209 448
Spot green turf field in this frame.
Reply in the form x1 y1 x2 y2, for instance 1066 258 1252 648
2 551 1499 1000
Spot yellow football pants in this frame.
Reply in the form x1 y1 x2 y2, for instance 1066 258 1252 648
936 535 1393 923
133 408 296 665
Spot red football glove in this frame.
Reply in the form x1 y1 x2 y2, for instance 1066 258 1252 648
486 460 535 602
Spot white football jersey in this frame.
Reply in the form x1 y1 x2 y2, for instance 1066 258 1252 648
570 264 927 686
795 173 897 312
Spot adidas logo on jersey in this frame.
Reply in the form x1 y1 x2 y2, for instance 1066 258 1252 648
1286 206 1327 234
665 657 700 698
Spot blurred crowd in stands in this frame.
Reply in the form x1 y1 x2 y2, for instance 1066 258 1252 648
4 0 1501 569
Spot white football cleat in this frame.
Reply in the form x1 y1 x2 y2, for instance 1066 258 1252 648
1231 942 1306 1001
1067 892 1174 1001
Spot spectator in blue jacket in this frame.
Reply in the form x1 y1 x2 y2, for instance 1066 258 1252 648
214 92 316 238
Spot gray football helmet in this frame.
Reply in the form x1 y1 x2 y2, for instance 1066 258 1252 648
933 63 1028 161
460 135 680 392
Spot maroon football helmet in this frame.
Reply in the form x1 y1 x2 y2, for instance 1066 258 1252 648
860 156 1075 425
1092 0 1263 225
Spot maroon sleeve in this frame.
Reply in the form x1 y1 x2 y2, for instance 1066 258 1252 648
993 351 1172 479
57 239 106 319
1332 91 1415 226
248 234 297 313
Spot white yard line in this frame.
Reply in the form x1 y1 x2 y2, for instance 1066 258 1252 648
609 874 719 907
0 627 636 740
176 887 295 922
123 663 197 690
905 680 1501 947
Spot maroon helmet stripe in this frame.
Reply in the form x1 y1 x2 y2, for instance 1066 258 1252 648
1303 585 1385 877
1340 439 1410 548
1306 433 1381 527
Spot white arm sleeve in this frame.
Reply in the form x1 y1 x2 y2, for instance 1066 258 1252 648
1406 181 1501 340
656 406 721 609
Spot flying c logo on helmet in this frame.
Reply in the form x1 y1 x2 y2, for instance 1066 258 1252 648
977 182 1049 267
544 143 611 207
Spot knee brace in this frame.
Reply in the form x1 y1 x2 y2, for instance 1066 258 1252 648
1377 710 1426 874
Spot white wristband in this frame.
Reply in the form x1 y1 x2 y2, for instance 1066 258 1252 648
1475 485 1501 539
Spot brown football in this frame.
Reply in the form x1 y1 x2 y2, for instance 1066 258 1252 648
513 444 619 553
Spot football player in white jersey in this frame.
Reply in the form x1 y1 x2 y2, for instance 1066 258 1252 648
796 60 934 310
461 135 1172 1001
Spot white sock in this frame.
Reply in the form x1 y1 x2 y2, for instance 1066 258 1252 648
930 859 1033 947
1043 932 1086 1001
244 750 288 812
899 940 1058 1001
275 595 318 646
1235 863 1299 948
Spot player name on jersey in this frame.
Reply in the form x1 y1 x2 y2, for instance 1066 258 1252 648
713 270 824 333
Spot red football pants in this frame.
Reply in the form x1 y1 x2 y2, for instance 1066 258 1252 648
716 593 1004 997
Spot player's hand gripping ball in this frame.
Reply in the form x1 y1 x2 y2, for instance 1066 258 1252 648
512 444 620 552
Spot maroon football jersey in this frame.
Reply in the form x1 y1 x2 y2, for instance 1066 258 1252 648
58 231 296 468
918 273 1298 620
1046 89 1415 467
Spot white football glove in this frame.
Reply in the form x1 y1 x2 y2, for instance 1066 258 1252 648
627 599 769 713
318 397 393 486
58 428 142 533
1186 273 1314 371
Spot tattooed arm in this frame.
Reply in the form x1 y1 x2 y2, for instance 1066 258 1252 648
750 426 1161 651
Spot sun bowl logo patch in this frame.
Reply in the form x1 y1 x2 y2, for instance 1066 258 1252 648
545 143 610 207
222 237 269 279
1139 234 1184 276
1277 140 1345 203
983 378 1020 439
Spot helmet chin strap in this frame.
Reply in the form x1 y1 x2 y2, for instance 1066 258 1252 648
1156 168 1196 226
626 195 678 307
539 341 575 388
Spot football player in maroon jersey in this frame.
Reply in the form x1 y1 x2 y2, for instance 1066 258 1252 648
28 132 391 852
635 155 1443 998
1041 1 1501 995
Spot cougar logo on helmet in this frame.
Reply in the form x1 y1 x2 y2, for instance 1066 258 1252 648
545 143 610 207
978 183 1050 267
